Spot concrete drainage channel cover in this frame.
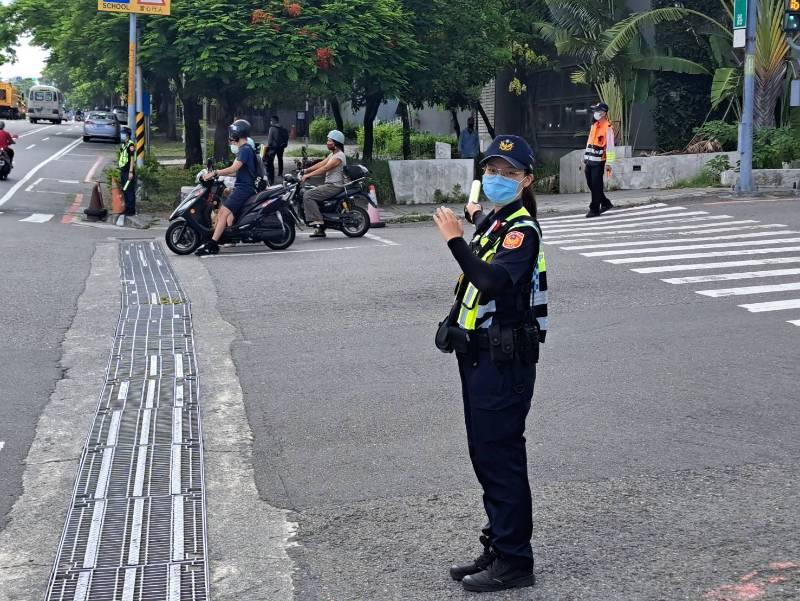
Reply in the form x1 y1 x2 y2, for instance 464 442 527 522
45 241 209 601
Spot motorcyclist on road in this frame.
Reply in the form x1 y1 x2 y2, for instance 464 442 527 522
0 121 18 166
301 129 347 238
195 119 258 256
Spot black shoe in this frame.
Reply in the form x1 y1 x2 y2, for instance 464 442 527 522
461 557 535 593
586 210 601 218
310 226 326 238
600 202 613 214
449 536 496 581
195 240 220 256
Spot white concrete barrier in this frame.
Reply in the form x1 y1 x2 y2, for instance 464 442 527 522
388 159 474 204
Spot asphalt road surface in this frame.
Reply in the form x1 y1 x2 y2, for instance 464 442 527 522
0 147 799 601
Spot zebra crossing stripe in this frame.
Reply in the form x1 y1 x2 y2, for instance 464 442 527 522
632 257 800 274
583 238 800 258
562 230 799 250
542 211 711 232
696 282 800 297
788 320 800 326
662 268 800 284
538 203 668 222
607 246 800 264
543 221 763 244
538 205 688 224
543 215 731 235
739 299 800 312
20 213 54 223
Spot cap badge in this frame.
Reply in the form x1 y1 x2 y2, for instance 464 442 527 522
499 139 514 152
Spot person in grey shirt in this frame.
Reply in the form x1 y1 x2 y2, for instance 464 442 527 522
301 129 347 238
458 116 480 159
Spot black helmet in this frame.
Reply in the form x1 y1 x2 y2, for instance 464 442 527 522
228 119 251 141
120 126 132 135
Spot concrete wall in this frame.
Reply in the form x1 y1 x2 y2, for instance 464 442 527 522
389 159 474 204
560 150 738 193
721 169 800 190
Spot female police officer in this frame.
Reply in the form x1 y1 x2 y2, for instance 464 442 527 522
433 134 543 593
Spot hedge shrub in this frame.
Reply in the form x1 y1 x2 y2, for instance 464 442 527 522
356 123 457 159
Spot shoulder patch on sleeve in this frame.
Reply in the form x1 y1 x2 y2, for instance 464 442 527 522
502 230 525 250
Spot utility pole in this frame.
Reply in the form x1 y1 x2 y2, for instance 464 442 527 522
127 14 136 136
738 0 757 194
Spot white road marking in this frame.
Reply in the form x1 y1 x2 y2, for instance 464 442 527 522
607 246 800 264
543 221 763 243
562 230 798 250
788 320 800 326
739 298 800 312
25 143 35 150
662 268 800 284
0 441 4 453
41 137 49 141
540 206 690 225
633 257 800 274
538 202 668 221
17 124 55 138
365 232 399 246
542 215 732 235
0 137 83 207
24 177 43 192
175 353 184 379
542 211 711 232
583 238 800 258
149 355 158 377
57 179 80 184
19 213 54 223
55 132 63 135
697 282 800 297
168 563 182 601
202 245 362 258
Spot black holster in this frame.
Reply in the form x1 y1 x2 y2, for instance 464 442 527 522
488 323 515 364
520 324 540 366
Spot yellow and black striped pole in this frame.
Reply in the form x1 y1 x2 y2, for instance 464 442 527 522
135 111 145 167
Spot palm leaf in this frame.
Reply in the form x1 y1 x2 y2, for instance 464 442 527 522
710 67 741 110
544 0 607 37
630 56 710 76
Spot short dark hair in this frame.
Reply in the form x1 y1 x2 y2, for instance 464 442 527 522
271 115 279 122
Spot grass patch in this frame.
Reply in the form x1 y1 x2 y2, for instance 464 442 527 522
150 136 186 159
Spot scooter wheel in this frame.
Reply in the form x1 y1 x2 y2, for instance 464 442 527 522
166 221 201 255
341 205 370 238
264 218 296 250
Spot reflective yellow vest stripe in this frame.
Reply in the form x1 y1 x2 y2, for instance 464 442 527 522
118 142 133 169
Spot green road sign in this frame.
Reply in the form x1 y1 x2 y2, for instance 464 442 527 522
734 0 747 29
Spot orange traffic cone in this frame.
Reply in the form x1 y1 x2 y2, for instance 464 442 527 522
83 182 108 222
110 178 125 215
367 184 385 228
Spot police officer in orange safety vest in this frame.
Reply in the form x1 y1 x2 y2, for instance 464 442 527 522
583 102 615 218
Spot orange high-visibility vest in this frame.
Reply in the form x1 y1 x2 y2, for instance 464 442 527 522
584 119 616 164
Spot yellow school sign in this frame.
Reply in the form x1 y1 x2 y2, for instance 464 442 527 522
98 0 170 16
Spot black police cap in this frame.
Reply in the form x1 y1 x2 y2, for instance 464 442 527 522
480 135 535 171
590 102 609 112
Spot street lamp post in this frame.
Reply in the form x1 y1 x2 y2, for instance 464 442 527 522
738 0 757 194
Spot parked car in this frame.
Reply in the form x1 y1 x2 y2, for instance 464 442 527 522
83 111 120 143
111 106 128 125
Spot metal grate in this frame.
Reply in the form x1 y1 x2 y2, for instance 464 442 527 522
45 241 209 601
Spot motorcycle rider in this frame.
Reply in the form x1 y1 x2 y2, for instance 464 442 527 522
195 119 258 256
301 129 346 238
0 121 17 166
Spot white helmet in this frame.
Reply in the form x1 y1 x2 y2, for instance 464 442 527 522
327 129 345 145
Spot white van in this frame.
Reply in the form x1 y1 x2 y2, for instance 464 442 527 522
28 85 64 124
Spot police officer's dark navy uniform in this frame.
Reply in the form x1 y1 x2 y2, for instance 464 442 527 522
118 126 136 216
433 134 547 593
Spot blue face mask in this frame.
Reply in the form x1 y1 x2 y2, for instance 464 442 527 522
482 174 522 205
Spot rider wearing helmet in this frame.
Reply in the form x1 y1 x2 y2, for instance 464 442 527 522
0 121 17 166
300 129 347 238
196 119 258 256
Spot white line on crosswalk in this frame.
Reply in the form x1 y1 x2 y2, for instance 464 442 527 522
607 246 800 264
662 268 800 284
681 224 787 235
543 221 763 244
19 213 54 223
25 143 36 150
538 203 668 222
632 257 800 274
788 320 800 326
542 211 712 232
583 238 800 258
538 206 688 224
696 282 800 297
0 441 4 454
543 215 732 235
739 299 800 312
561 230 798 250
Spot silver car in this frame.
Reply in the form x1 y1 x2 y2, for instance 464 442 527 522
111 106 128 125
83 111 120 143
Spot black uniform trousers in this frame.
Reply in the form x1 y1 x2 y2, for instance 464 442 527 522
120 167 137 216
266 147 285 185
457 350 535 566
584 161 612 213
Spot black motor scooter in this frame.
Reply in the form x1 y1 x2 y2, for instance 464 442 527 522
0 149 12 180
165 162 296 255
284 164 375 237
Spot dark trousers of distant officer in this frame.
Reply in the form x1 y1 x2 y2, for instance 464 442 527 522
266 147 285 185
457 352 535 565
121 167 137 216
585 161 611 214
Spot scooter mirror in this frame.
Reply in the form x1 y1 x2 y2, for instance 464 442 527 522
206 158 213 170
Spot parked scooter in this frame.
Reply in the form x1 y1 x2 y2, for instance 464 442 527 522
165 161 296 255
284 164 375 237
0 149 12 180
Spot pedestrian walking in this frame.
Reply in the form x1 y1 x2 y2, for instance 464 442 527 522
265 115 289 185
433 134 548 593
458 116 480 159
584 101 616 218
118 126 136 216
